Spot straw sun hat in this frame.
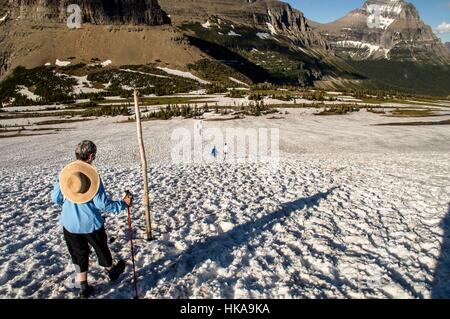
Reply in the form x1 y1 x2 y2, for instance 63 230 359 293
60 161 100 204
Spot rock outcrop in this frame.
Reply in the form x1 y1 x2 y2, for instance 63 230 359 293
160 0 329 49
5 0 171 25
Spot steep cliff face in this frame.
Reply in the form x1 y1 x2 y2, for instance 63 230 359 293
0 0 172 78
159 0 328 49
311 0 450 63
0 1 209 80
446 42 450 53
261 1 329 49
0 0 11 78
5 0 171 25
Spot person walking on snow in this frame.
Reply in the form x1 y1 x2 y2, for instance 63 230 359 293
51 140 132 299
211 145 218 160
223 142 229 161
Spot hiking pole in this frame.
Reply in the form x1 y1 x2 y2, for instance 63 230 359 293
125 190 139 299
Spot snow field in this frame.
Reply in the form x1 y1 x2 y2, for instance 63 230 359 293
0 110 449 298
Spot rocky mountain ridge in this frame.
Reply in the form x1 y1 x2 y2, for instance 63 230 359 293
310 0 450 63
3 0 170 25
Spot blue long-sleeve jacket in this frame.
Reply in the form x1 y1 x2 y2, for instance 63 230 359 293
52 178 126 234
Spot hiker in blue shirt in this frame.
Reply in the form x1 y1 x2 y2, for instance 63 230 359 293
51 140 132 298
211 145 218 159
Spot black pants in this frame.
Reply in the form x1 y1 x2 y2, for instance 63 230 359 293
63 226 113 273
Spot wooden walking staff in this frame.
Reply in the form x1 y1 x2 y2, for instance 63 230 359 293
133 90 153 241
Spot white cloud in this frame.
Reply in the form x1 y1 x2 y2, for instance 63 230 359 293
436 21 450 34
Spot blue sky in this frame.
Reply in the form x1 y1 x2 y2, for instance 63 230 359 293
286 0 450 42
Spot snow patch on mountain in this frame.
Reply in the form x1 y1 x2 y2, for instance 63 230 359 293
229 77 249 87
121 68 168 79
297 47 310 55
17 86 40 101
71 75 104 94
256 32 271 40
378 16 395 29
366 1 403 30
157 67 211 84
121 85 136 91
101 60 112 67
266 22 278 35
55 59 71 67
227 31 241 37
202 20 211 29
336 40 389 57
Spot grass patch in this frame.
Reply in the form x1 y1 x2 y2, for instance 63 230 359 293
99 97 214 106
35 119 93 125
204 116 243 122
0 110 87 119
315 105 360 116
367 108 386 114
188 59 252 86
0 132 56 139
375 119 450 126
268 103 324 109
388 109 435 117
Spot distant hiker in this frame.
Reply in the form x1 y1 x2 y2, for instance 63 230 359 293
211 145 218 159
51 140 132 299
223 142 229 161
197 120 203 137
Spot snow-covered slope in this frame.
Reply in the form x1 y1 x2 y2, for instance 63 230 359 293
1 109 450 298
157 67 211 84
335 40 390 59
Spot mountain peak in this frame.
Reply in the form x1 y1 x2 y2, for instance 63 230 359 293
363 0 406 9
312 0 449 63
362 0 420 30
365 0 405 4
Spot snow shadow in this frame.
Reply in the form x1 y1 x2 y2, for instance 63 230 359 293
139 187 337 293
431 203 450 298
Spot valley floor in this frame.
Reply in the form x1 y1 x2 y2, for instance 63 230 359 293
0 109 449 298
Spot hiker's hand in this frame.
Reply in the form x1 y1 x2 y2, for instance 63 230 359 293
124 195 133 207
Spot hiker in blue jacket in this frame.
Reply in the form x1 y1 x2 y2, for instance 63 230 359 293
52 140 132 298
211 145 218 159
